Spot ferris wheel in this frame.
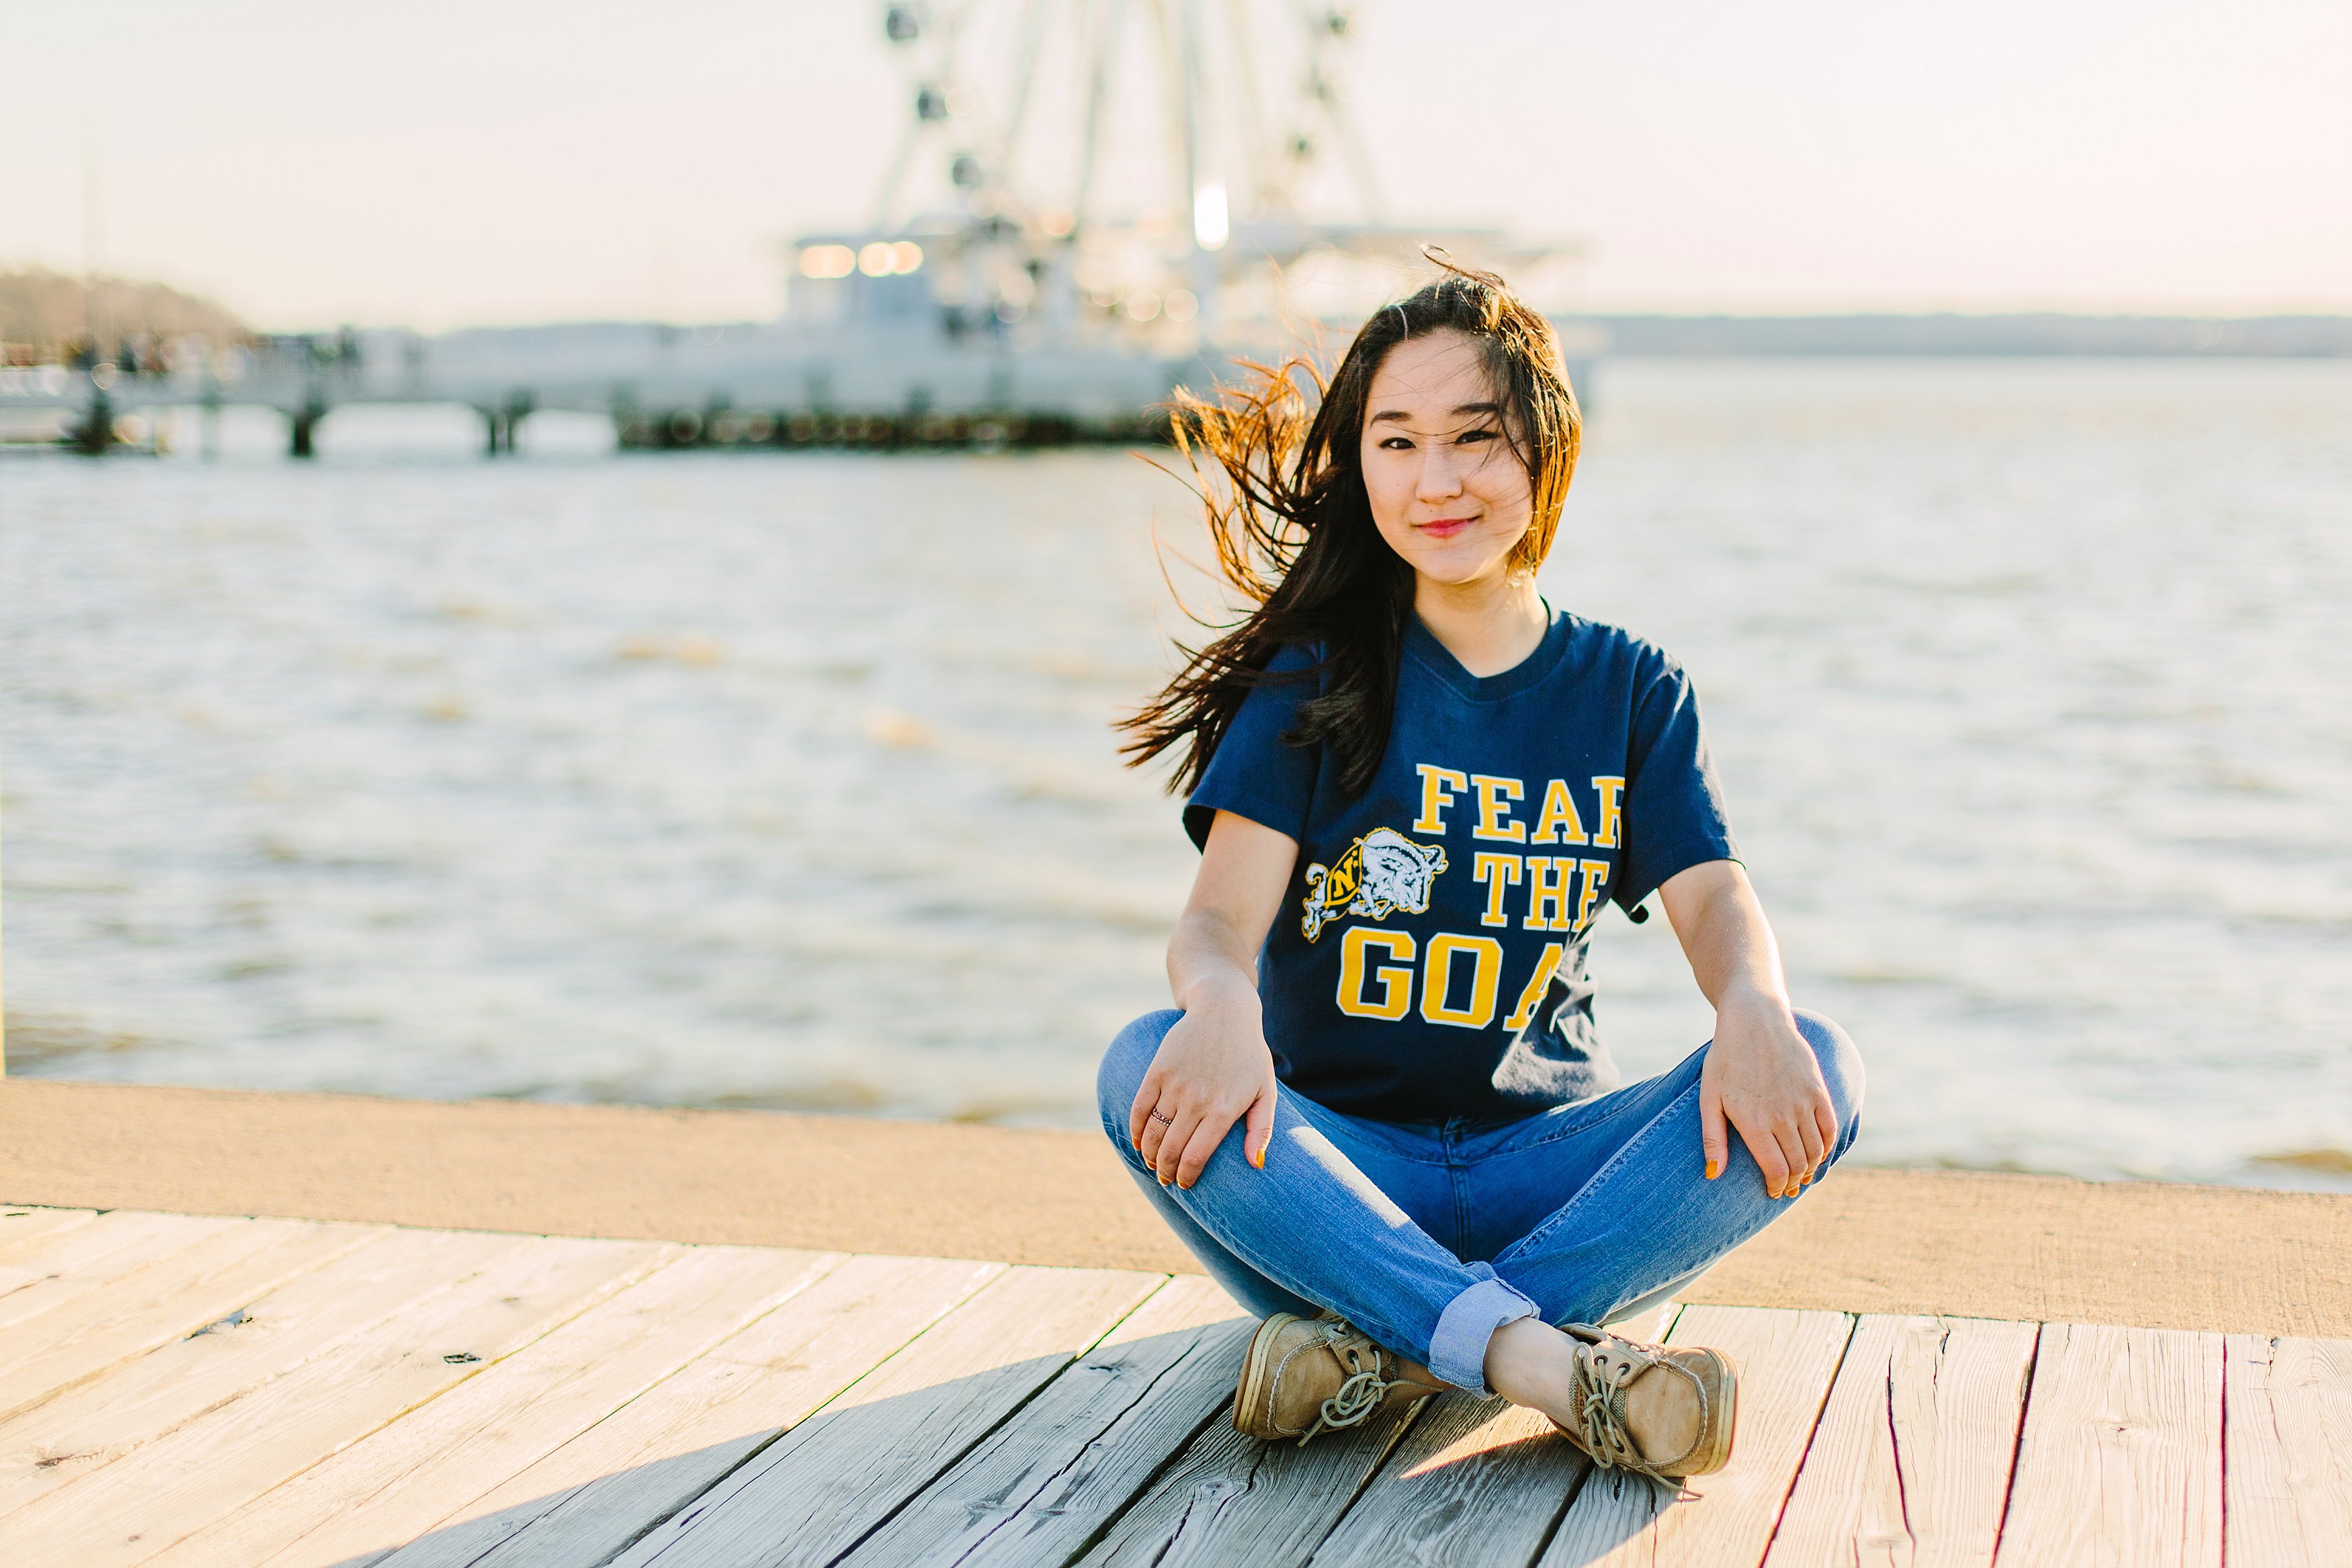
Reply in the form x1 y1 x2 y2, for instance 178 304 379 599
790 2 1577 350
870 3 1378 241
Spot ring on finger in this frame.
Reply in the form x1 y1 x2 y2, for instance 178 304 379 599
1148 1109 1174 1126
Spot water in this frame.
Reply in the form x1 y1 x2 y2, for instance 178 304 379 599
5 359 2349 1189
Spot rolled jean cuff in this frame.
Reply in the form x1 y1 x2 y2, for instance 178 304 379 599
1427 1269 1541 1395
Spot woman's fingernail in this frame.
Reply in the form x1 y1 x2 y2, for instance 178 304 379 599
1705 1160 1721 1180
1251 1146 1265 1170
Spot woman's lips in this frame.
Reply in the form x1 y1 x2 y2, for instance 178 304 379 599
1417 517 1474 539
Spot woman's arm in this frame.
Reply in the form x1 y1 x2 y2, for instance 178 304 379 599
1133 810 1298 1188
1657 861 1839 1200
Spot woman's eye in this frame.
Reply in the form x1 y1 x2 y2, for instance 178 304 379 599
1456 428 1497 445
1378 436 1415 450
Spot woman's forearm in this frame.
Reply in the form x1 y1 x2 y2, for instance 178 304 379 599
1665 860 1832 1194
1167 906 1263 1012
1661 862 1790 1013
1140 813 1296 1186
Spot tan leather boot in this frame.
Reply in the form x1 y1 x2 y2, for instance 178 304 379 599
1550 1321 1738 1479
1232 1312 1449 1445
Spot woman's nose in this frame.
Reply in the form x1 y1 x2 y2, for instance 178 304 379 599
1415 445 1466 500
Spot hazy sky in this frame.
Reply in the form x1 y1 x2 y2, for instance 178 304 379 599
3 0 2346 330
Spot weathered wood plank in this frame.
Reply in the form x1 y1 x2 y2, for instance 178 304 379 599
1091 1275 1242 1342
1312 1394 1583 1568
2222 1334 2352 1568
385 1253 1009 1568
1540 1466 1674 1568
0 1227 528 1520
606 1264 1166 1568
152 1246 845 1568
0 1217 381 1424
0 1208 100 1263
1540 1305 1853 1568
6 1235 677 1568
1763 1314 2038 1568
844 1274 1249 1568
0 1211 243 1331
1991 1323 2221 1568
1075 1387 1425 1568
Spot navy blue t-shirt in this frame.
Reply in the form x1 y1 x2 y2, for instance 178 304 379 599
1185 607 1738 1123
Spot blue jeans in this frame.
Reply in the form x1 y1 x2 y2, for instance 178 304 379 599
1097 1010 1863 1396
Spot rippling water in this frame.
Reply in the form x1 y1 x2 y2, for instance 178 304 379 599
5 359 2349 1188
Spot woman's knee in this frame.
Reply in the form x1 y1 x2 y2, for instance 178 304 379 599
1792 1008 1865 1135
1097 1010 1181 1140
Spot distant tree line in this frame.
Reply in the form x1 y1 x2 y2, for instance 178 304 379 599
1578 312 2352 357
0 267 250 366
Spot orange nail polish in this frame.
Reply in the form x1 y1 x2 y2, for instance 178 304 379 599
1705 1160 1721 1180
1251 1146 1265 1170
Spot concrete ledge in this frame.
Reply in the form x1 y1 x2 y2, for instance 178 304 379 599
4 1078 2347 1338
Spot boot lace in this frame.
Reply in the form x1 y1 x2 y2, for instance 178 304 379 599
1298 1323 1397 1446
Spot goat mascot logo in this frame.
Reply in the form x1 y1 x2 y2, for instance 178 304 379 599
1300 827 1448 942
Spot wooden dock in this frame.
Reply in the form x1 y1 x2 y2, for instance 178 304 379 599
2 1204 2345 1567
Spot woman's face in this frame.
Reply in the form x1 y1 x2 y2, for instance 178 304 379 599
1357 326 1534 590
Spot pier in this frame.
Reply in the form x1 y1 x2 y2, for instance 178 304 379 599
0 322 1191 458
2 1080 2347 1565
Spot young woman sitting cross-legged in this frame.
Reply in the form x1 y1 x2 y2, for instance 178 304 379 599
1103 261 1863 1481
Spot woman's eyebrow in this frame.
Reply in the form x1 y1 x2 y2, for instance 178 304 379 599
1368 401 1502 425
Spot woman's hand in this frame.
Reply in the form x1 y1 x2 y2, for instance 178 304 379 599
1142 810 1300 1190
1658 859 1839 1200
1130 972 1279 1187
1699 986 1837 1199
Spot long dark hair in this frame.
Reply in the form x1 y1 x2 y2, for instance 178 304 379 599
1119 260 1582 797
